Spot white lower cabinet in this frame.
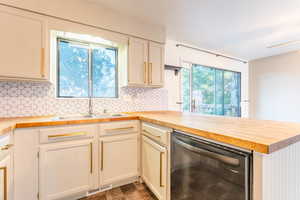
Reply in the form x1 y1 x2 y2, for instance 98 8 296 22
99 134 138 187
0 153 12 200
142 136 167 200
39 139 95 200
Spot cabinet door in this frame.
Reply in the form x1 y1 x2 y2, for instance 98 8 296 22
128 37 148 86
0 6 46 80
99 134 138 186
39 140 94 200
142 136 167 200
0 154 12 200
148 42 164 87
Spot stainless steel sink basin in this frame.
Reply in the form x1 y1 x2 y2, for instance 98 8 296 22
51 113 127 121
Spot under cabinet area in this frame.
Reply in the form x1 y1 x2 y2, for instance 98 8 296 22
124 37 164 87
0 5 47 81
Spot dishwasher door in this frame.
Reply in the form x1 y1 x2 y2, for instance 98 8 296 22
171 131 252 200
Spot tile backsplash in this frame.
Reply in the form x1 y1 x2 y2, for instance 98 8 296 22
0 81 168 118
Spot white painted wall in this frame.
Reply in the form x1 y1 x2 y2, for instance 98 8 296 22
165 39 249 117
249 50 300 122
0 0 165 43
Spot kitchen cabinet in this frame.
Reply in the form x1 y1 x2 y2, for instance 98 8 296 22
124 37 164 87
0 5 48 81
142 136 167 200
148 42 164 87
39 139 95 200
99 134 138 187
127 37 149 86
0 153 12 200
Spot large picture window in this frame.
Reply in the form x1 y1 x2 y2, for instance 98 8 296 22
57 38 118 98
181 64 241 117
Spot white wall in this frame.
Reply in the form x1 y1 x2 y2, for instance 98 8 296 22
165 39 249 117
0 0 165 43
249 51 300 122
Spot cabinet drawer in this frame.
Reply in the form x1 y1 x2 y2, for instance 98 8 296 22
141 123 171 146
99 120 139 136
39 125 96 144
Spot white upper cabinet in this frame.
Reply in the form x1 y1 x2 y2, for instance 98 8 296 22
149 42 164 87
127 37 149 86
124 37 164 87
0 5 47 81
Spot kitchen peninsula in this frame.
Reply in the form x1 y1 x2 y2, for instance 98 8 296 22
1 111 300 200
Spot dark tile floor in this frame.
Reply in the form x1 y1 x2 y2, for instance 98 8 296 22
79 182 158 200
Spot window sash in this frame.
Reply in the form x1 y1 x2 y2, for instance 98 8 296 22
181 63 241 117
57 38 118 98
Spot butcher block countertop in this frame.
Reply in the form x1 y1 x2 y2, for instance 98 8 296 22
2 111 300 154
131 111 300 154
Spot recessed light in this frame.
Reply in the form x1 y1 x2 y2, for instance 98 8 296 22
267 40 300 48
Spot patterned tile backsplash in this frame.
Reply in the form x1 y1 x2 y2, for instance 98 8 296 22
0 81 168 118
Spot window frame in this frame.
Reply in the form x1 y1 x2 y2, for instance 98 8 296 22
181 62 242 117
56 37 119 99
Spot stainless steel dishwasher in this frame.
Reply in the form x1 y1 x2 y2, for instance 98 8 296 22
171 131 252 200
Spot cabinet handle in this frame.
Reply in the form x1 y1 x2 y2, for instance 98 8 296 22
144 62 147 83
101 141 104 171
142 130 161 138
105 126 134 132
0 167 7 200
48 132 86 139
90 142 93 174
0 144 13 151
149 62 153 84
160 152 164 187
40 47 45 78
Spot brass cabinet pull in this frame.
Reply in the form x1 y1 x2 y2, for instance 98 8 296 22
0 167 7 200
40 47 45 78
48 132 87 139
160 152 164 187
149 62 153 84
105 126 134 132
101 141 104 171
142 130 161 138
144 62 147 83
0 144 13 151
90 142 93 174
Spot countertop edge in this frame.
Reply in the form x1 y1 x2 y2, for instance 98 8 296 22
3 114 298 154
138 116 270 154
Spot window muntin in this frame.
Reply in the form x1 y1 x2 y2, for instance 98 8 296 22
181 64 241 117
57 38 118 98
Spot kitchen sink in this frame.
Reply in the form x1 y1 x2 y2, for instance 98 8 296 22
51 113 127 121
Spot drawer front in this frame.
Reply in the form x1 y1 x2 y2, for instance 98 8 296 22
99 120 139 136
39 125 96 144
141 122 171 146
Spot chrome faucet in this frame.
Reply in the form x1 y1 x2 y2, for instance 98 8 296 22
88 96 93 116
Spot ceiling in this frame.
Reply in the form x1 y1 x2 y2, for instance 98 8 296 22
88 0 300 61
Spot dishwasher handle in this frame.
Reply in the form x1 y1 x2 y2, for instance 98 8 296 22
173 136 241 167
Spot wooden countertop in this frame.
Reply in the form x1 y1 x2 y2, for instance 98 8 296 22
1 111 300 154
0 115 139 136
130 111 300 154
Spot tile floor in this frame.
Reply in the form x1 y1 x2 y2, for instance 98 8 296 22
79 182 158 200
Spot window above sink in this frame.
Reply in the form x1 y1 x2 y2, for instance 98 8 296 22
51 30 125 99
